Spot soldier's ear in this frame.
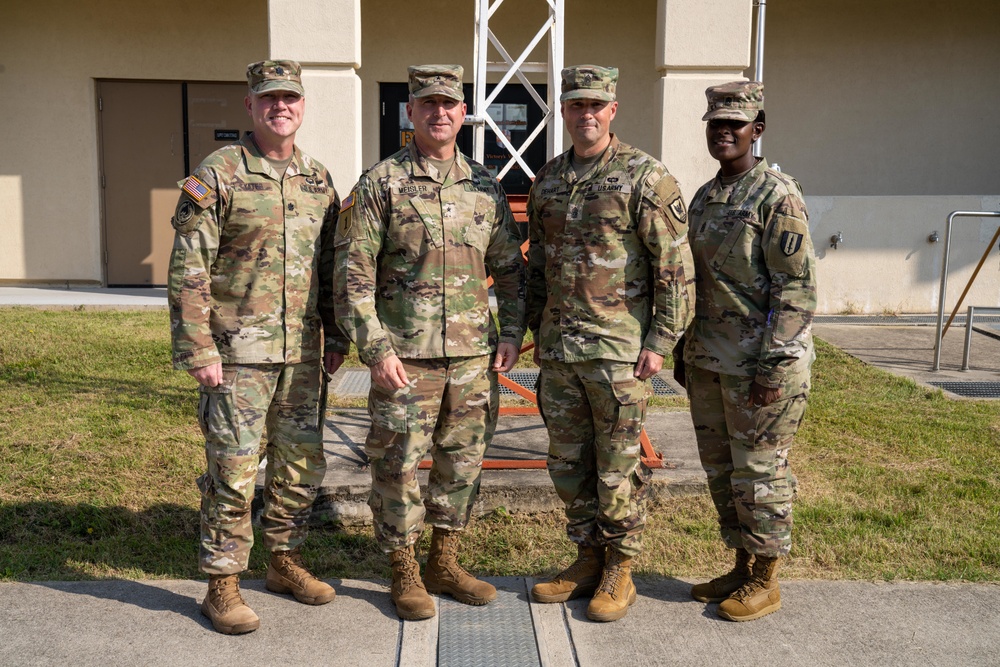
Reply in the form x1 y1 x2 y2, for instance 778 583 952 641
752 122 765 141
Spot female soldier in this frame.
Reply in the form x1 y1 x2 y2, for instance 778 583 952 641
676 81 817 622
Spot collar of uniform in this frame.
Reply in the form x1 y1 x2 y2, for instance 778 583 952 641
240 133 314 181
406 141 473 185
560 133 621 184
704 156 769 205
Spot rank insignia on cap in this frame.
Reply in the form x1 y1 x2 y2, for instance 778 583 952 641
781 230 803 256
182 175 211 202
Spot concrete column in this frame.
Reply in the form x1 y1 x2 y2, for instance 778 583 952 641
655 0 753 199
268 0 362 195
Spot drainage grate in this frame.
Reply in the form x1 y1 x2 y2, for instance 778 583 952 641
334 370 371 395
816 315 1000 326
498 369 677 397
437 587 541 667
929 382 1000 398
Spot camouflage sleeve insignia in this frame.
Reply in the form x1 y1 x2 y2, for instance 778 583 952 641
171 197 205 236
668 197 687 223
766 213 811 278
335 191 357 242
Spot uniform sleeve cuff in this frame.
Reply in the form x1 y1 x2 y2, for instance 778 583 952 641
173 346 221 371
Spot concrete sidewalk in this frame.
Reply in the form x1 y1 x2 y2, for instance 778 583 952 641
2 576 998 666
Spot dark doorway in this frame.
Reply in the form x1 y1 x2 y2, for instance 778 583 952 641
379 82 548 196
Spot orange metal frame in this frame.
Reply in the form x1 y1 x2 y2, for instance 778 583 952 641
419 196 663 470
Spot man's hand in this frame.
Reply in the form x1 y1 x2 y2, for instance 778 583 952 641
747 381 782 408
324 351 345 376
187 363 222 387
634 349 664 381
492 342 520 373
371 354 408 390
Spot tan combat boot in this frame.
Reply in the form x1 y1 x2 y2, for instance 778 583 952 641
201 574 260 635
690 547 753 602
390 545 436 620
586 549 637 623
423 527 497 605
717 555 782 622
531 544 605 603
265 547 336 605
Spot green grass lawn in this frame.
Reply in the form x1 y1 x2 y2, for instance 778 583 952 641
1 308 998 582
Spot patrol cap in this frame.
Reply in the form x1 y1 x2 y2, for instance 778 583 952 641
560 65 618 102
246 60 304 96
408 65 464 101
702 81 763 122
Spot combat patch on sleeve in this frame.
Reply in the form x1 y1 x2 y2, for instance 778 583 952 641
335 191 357 244
668 197 687 224
766 215 811 278
171 197 207 236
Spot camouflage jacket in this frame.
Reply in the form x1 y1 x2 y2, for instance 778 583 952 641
525 135 695 363
167 133 348 370
334 142 525 366
682 158 816 390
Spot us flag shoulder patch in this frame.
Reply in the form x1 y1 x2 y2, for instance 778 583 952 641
341 192 356 211
780 230 803 256
182 175 210 202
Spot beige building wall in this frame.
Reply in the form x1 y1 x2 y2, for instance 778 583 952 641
1 0 267 283
761 0 1000 312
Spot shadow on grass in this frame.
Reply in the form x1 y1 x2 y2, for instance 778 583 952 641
0 501 386 582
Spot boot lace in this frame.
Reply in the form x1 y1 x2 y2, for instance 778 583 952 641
729 579 766 602
210 576 247 612
393 549 421 588
275 549 315 586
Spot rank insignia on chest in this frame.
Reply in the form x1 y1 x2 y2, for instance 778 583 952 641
568 204 582 221
781 230 803 256
443 202 457 219
182 175 210 202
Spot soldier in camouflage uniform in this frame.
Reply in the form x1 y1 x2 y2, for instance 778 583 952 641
526 65 695 622
168 60 347 634
676 81 816 622
334 65 525 620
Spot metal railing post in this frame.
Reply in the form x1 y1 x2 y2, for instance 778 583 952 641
933 210 1000 371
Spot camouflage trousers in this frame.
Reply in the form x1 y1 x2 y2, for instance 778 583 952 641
685 365 806 557
537 359 652 557
196 362 327 574
365 355 497 552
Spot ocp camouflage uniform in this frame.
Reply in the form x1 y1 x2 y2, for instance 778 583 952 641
334 141 525 551
168 133 346 574
526 134 695 557
683 157 816 557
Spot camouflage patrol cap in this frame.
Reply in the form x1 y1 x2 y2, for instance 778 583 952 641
702 81 763 122
560 65 618 102
246 60 304 95
408 65 464 101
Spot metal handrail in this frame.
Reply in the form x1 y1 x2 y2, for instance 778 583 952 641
933 210 1000 370
962 306 1000 371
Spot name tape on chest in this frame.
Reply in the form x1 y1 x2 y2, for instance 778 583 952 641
392 184 431 196
233 182 273 192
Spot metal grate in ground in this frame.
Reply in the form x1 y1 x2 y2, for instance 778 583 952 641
335 369 678 397
437 588 541 667
929 382 1000 398
816 315 1000 326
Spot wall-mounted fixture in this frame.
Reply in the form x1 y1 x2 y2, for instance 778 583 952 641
830 231 844 249
928 231 940 243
